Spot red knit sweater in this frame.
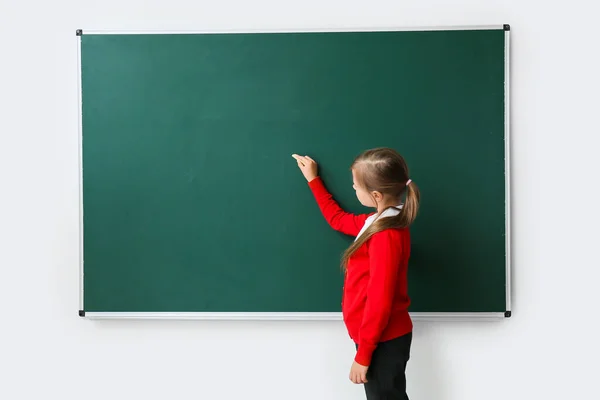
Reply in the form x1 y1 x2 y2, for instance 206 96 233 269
308 177 413 366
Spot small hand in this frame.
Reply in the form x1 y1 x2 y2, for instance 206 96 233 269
291 154 318 182
349 361 369 384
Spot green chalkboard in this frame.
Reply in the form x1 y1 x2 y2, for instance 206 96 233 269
78 26 511 318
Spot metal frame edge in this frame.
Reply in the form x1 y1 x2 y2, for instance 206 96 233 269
504 27 512 315
82 312 506 321
77 34 84 313
78 25 505 35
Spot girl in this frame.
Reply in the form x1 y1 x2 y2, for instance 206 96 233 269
292 148 419 400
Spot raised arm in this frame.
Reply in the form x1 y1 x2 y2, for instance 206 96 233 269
292 154 369 237
307 177 369 237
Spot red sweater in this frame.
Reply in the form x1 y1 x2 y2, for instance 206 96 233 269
308 177 413 366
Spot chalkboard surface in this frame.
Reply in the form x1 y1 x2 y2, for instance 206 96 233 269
78 26 511 318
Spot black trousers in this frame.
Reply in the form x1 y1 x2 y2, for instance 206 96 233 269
356 332 412 400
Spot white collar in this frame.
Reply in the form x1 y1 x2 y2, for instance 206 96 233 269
355 204 403 241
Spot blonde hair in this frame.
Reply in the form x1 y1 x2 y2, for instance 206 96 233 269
341 148 420 269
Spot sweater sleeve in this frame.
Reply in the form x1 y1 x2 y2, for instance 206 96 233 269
355 229 403 366
307 176 369 237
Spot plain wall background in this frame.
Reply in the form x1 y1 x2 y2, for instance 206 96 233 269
1 1 599 399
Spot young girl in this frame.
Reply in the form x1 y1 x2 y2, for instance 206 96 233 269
292 148 419 400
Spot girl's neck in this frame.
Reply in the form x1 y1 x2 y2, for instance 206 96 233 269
376 200 400 214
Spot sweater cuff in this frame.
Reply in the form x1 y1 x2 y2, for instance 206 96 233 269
307 176 326 194
355 342 377 366
307 176 323 187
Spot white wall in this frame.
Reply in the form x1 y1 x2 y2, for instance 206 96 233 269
1 1 599 399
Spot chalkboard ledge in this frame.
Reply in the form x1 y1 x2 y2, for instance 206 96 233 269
78 311 510 321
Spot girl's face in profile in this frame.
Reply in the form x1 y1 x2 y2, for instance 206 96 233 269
352 169 376 208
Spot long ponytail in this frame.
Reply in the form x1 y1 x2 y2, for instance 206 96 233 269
400 181 420 227
340 148 420 270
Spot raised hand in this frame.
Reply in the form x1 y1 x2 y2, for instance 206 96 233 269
292 154 318 182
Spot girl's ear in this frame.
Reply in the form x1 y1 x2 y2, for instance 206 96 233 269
371 190 384 203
